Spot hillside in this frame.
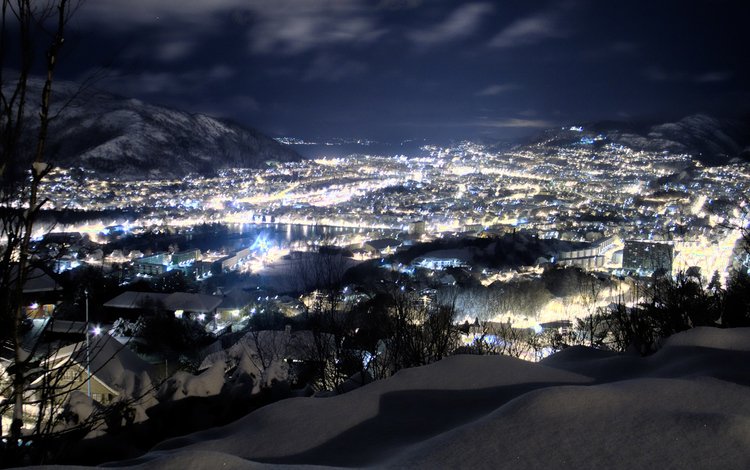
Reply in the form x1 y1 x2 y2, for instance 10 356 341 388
531 114 750 165
79 327 750 469
19 80 301 179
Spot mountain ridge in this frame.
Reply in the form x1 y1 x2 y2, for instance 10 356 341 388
527 113 750 165
18 79 301 179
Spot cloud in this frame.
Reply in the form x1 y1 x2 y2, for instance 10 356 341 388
303 54 368 82
197 94 261 118
245 2 386 55
475 83 518 96
409 3 493 46
377 0 423 10
105 64 236 96
610 41 638 54
77 0 249 28
404 117 553 130
156 40 195 62
644 66 733 84
207 65 236 81
581 41 638 60
78 1 386 56
475 118 553 129
489 10 566 48
694 71 732 83
643 66 682 82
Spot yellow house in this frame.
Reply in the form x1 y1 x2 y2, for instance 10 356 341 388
33 333 153 406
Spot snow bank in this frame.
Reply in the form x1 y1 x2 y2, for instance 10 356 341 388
389 378 750 469
158 362 225 401
121 355 590 467
661 326 750 351
63 391 96 424
89 328 750 468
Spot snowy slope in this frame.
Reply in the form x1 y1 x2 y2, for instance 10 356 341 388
17 79 301 179
531 114 750 165
87 327 750 469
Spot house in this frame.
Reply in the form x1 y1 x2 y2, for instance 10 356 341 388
103 291 223 321
8 266 62 319
32 333 154 405
103 291 170 319
362 238 402 257
215 289 255 321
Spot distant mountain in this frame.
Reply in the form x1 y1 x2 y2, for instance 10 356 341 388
530 114 750 165
20 80 301 179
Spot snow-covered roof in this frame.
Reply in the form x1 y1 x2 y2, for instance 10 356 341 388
199 329 332 371
43 320 87 335
217 289 254 310
103 291 222 313
7 266 59 293
103 291 169 309
364 238 401 251
164 292 222 313
43 333 153 392
23 267 59 293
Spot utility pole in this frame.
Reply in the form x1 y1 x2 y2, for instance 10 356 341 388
85 288 91 398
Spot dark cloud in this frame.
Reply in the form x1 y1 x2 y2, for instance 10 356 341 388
408 3 493 47
302 54 368 82
60 0 750 141
695 71 732 84
155 40 195 62
76 0 246 28
377 0 424 10
489 9 568 48
474 118 554 129
105 65 236 96
243 1 386 55
475 84 519 97
644 67 734 85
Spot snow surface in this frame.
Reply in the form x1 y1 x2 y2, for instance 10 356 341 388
39 327 750 469
158 362 226 401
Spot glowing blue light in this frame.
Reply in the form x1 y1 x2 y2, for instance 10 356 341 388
362 352 373 367
250 232 274 254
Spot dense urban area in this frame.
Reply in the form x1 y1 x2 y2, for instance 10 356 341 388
3 0 750 466
38 135 749 282
2 131 749 465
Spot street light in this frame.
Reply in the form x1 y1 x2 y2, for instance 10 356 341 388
85 288 91 398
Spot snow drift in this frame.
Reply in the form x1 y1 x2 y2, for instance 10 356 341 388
61 327 750 468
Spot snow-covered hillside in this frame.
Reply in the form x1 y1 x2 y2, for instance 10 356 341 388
98 327 750 469
18 79 300 179
532 114 750 165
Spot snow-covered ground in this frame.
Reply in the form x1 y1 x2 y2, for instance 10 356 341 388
47 327 750 468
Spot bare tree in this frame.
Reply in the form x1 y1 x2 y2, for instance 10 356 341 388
382 286 459 373
466 320 527 358
1 320 159 464
575 273 605 347
238 309 293 391
0 0 82 456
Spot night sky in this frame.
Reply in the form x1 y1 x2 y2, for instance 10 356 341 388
59 0 750 141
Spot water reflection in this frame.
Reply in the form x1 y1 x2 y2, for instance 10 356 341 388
184 223 397 253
